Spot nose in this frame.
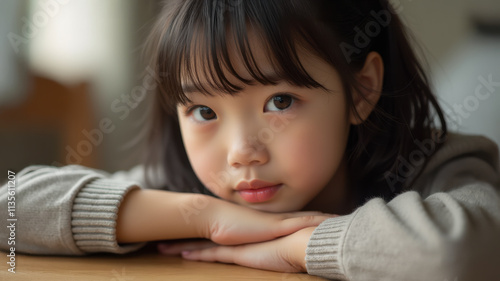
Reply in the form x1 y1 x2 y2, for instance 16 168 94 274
227 128 270 168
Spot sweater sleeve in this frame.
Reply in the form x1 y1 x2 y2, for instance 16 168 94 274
306 149 500 280
0 165 149 255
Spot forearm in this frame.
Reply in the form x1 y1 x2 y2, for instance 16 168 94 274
116 189 211 243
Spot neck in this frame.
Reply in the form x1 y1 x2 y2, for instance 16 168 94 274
302 157 356 215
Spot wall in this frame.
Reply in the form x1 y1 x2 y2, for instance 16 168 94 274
398 0 500 146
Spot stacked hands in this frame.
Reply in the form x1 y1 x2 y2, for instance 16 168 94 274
157 197 336 272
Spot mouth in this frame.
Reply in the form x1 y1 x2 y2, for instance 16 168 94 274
236 180 282 203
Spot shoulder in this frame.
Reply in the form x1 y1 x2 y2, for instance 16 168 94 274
425 132 499 172
412 132 500 195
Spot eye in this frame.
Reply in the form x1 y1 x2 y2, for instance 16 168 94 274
191 106 217 122
264 94 294 112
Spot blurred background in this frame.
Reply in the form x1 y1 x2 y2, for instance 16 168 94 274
0 0 158 173
0 0 499 174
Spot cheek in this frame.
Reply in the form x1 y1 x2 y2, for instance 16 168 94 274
275 108 348 190
182 130 228 195
188 147 213 183
282 129 342 184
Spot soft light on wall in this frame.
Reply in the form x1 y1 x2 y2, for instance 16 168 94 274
27 0 131 94
431 0 500 146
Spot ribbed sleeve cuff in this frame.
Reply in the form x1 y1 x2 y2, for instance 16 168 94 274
305 210 358 280
71 178 146 254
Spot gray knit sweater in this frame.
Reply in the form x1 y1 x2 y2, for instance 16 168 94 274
1 133 500 280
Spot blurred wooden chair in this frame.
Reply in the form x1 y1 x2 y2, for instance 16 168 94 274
0 75 97 172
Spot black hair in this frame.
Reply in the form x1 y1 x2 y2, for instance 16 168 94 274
144 0 447 203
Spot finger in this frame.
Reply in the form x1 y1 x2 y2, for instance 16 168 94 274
283 211 328 217
181 242 301 273
272 214 337 238
283 211 337 218
181 246 236 264
157 240 217 255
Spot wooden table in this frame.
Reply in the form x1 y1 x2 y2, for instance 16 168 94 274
2 246 328 280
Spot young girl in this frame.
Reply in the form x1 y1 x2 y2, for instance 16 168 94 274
2 0 500 280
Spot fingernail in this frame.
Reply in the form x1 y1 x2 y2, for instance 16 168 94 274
181 251 191 256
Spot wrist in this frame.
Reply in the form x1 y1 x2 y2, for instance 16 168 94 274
116 190 212 243
184 193 216 239
294 226 316 272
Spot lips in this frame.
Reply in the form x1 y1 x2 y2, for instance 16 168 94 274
236 180 282 203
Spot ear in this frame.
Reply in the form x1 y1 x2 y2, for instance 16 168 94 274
349 51 384 125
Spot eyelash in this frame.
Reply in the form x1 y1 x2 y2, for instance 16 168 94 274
184 105 216 123
183 105 201 116
264 93 298 113
183 92 298 119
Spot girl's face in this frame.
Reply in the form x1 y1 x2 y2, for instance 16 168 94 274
176 44 352 213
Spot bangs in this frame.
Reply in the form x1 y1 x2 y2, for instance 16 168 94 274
157 0 328 111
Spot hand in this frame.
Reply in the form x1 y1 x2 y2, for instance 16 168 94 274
192 194 334 245
158 227 317 273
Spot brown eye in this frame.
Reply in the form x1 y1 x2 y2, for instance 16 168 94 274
192 106 217 121
265 94 294 112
